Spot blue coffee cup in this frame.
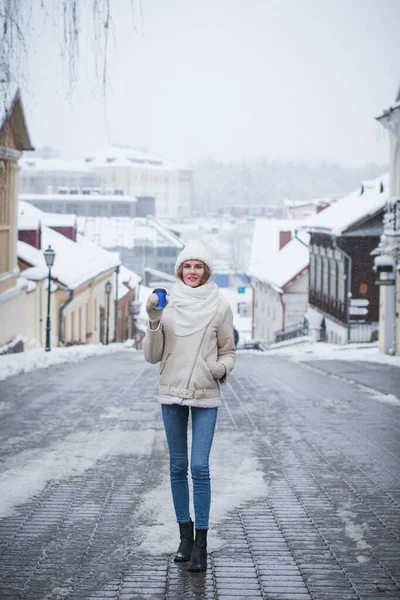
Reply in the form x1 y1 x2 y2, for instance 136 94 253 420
152 288 167 309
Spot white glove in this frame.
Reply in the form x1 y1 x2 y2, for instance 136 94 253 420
206 361 226 380
146 293 166 323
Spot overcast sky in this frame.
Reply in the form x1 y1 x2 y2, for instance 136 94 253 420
22 0 399 166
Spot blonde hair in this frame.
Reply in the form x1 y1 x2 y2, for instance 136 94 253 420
177 261 211 286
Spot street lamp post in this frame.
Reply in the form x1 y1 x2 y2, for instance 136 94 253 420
105 280 112 345
44 245 56 352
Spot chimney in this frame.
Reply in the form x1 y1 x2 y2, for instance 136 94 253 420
279 230 292 250
49 225 77 242
18 224 42 249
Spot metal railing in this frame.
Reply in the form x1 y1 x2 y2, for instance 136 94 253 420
274 320 309 344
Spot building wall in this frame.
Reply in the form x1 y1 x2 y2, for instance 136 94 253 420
282 272 309 326
20 168 100 194
117 289 136 342
61 274 116 345
252 279 282 341
25 197 136 218
93 166 191 220
0 123 19 297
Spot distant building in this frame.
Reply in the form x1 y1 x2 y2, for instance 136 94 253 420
373 86 400 355
18 201 121 346
19 145 193 219
79 215 184 279
72 145 193 220
304 175 388 345
19 156 100 193
19 191 145 218
283 197 336 220
248 220 309 342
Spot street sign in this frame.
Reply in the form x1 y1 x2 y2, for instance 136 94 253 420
350 299 369 307
375 279 395 286
237 287 246 294
349 307 368 316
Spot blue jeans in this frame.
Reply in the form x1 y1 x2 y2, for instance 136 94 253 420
161 404 218 530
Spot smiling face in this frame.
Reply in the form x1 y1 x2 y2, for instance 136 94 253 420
181 260 206 288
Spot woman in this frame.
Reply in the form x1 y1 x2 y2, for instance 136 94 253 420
144 240 236 572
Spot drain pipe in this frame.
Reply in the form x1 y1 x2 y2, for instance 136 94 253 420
59 289 74 345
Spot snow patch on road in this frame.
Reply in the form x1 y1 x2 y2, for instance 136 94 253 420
0 429 155 518
337 505 370 552
0 342 134 382
368 392 400 406
134 431 268 555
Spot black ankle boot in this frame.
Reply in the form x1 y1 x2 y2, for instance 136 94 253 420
174 519 194 562
188 528 207 572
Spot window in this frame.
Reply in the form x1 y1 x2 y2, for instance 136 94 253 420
322 256 329 297
330 259 337 300
309 253 316 291
316 255 322 293
359 283 368 295
71 311 75 341
338 261 345 303
0 159 10 225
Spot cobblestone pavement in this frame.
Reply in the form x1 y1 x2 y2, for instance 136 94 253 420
0 351 400 600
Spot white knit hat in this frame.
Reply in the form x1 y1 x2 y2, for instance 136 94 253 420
174 240 214 275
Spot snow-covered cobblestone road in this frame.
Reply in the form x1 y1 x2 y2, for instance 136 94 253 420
0 351 400 599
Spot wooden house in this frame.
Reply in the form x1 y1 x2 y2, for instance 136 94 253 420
304 174 388 344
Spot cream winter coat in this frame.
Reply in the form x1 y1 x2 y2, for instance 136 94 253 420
144 298 236 408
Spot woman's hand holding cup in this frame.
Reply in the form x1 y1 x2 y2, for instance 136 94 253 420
146 288 168 325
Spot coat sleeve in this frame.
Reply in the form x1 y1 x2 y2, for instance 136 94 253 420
216 305 236 377
144 321 165 364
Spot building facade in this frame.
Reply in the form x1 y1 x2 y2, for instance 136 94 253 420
305 176 387 344
19 191 144 218
19 157 100 194
0 90 35 351
73 146 192 220
374 87 400 355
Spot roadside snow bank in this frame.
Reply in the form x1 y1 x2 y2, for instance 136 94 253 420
265 341 400 368
0 429 155 518
0 342 133 382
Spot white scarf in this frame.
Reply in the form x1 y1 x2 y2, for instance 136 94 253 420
168 279 220 337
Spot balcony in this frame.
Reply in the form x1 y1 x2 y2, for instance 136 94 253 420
383 197 400 236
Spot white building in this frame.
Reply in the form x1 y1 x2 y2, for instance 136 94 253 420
248 219 309 342
72 145 193 220
78 215 184 278
19 157 100 194
374 86 400 355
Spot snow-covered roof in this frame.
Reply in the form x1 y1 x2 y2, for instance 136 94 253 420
18 201 77 229
72 145 189 172
303 173 389 235
18 224 120 290
283 196 336 208
251 237 309 290
0 83 18 131
18 214 41 231
248 219 304 278
147 216 184 248
79 216 183 250
19 157 94 173
0 87 34 151
20 193 136 204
